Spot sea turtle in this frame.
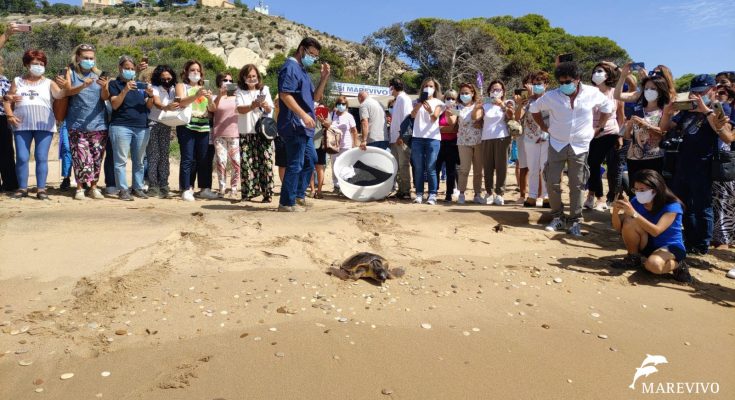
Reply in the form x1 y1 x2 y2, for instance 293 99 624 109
328 252 405 283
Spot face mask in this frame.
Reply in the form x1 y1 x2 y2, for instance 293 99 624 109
188 73 201 83
490 90 502 99
29 65 45 77
560 82 577 96
644 89 659 102
121 69 136 81
532 85 545 94
591 72 607 85
445 99 455 108
388 107 393 113
79 59 95 70
423 87 435 97
161 80 173 89
335 104 346 112
459 94 472 103
634 189 655 204
701 94 711 105
246 78 258 86
302 50 316 68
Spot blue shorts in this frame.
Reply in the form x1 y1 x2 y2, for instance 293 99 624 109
641 243 686 262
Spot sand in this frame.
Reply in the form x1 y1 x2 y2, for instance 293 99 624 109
0 160 733 399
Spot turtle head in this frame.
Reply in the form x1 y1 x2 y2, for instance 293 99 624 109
371 259 389 282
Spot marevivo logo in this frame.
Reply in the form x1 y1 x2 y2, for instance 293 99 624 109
630 354 720 394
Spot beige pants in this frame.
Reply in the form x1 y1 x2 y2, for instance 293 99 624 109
481 136 511 195
458 144 483 196
390 142 412 195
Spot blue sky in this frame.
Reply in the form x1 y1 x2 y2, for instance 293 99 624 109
57 0 733 77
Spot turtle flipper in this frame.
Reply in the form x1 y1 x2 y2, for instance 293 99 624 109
388 268 405 279
327 267 352 280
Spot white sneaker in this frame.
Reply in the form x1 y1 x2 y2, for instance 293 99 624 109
545 217 565 232
453 188 460 197
413 194 423 204
90 188 104 200
493 195 504 206
594 202 609 212
458 193 466 204
583 196 595 209
473 194 484 204
182 189 195 202
199 189 219 200
427 194 437 205
73 189 85 200
105 186 119 196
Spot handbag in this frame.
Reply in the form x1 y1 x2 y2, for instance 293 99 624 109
322 112 341 154
712 135 735 182
158 107 192 127
256 115 278 140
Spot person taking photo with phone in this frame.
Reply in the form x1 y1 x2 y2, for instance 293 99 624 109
410 77 444 205
610 169 691 283
660 74 735 254
145 64 179 198
515 71 551 208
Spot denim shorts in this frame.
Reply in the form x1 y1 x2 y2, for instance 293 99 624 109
641 244 686 262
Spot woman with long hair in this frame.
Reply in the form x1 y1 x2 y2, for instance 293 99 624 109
145 64 178 198
410 77 443 205
236 64 274 202
455 82 483 204
212 71 240 197
611 169 691 282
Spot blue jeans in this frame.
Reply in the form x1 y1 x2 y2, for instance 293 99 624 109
109 125 150 191
58 122 72 178
367 140 389 150
411 137 440 196
672 167 713 252
104 139 115 188
176 126 210 191
279 134 316 207
14 130 53 190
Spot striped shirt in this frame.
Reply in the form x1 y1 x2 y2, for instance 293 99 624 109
185 85 211 133
13 77 56 132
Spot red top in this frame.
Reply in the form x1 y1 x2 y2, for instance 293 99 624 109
439 112 458 141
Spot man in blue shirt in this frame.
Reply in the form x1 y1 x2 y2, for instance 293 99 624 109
277 37 331 211
661 74 735 254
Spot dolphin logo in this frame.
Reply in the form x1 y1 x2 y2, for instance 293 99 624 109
629 354 668 389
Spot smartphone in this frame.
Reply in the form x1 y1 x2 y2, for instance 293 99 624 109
558 53 573 63
514 88 528 99
226 83 237 95
256 94 266 102
141 56 149 63
57 68 67 77
136 82 148 90
673 100 697 111
631 62 645 71
15 23 31 32
419 91 428 102
713 101 725 118
203 79 210 89
100 71 109 79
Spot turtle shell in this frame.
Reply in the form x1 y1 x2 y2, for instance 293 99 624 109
341 252 389 281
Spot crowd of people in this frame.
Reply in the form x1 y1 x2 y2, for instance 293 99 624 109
0 29 733 282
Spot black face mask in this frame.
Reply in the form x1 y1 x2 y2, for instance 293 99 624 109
161 80 173 89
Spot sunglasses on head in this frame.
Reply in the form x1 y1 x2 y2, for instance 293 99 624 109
79 44 95 51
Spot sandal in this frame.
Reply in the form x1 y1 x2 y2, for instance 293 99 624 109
314 192 324 199
10 190 28 200
37 191 49 201
611 254 642 270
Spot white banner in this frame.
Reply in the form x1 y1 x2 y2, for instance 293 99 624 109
331 82 391 97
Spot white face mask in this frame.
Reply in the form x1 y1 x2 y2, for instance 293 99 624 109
634 189 655 204
423 87 435 97
490 90 502 99
29 64 45 77
246 78 258 86
188 73 201 83
644 89 659 102
591 71 607 85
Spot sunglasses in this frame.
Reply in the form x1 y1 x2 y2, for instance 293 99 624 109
222 79 233 82
336 102 347 106
79 44 95 51
445 98 456 101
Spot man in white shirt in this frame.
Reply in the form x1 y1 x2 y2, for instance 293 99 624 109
357 91 387 150
530 62 613 236
388 78 413 199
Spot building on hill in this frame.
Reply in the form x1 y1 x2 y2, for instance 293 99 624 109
82 0 121 8
254 0 269 15
198 0 235 8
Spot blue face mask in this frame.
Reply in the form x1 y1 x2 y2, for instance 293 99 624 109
302 50 316 68
79 59 95 70
559 82 577 96
701 94 711 105
335 104 346 112
121 69 136 81
532 84 545 94
459 94 472 103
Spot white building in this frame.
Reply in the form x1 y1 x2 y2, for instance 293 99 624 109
254 0 269 15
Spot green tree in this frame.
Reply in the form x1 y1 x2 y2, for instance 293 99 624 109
675 73 696 93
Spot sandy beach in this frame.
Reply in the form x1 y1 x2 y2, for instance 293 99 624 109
1 160 733 399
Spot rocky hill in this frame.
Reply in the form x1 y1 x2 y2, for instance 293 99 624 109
1 7 407 81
